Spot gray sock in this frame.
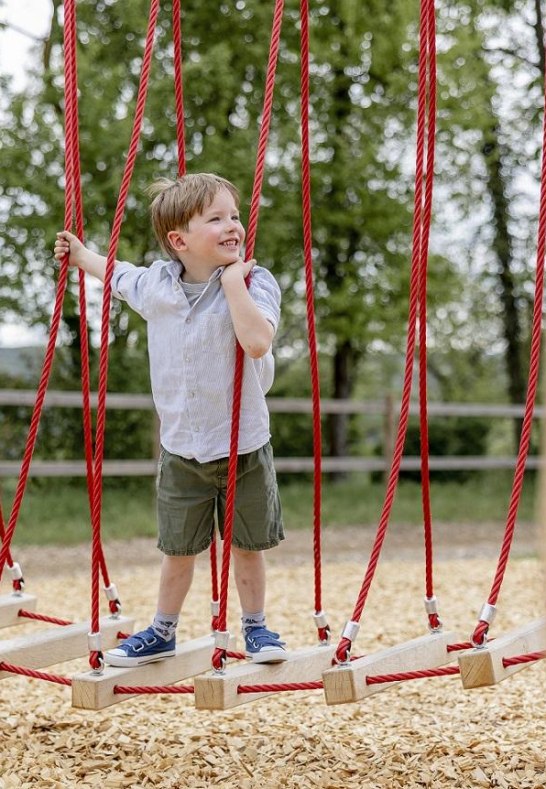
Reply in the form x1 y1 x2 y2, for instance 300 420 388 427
241 610 266 634
152 611 179 641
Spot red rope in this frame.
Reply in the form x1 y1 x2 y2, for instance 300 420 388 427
238 681 323 693
87 0 161 662
335 0 437 664
365 665 460 685
172 0 186 177
299 0 326 637
17 609 72 626
63 0 115 602
417 0 440 631
0 0 80 582
471 30 546 647
0 498 17 589
0 662 72 686
502 651 545 668
212 0 286 671
114 683 195 694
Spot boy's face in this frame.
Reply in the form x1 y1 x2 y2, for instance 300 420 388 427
174 188 245 269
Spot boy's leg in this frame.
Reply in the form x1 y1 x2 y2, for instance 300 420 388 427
104 554 196 668
232 546 287 663
231 546 265 613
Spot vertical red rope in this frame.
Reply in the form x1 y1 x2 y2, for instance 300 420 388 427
88 0 161 663
418 0 439 629
212 0 286 670
300 0 326 634
63 0 113 595
471 44 546 646
172 0 186 177
335 0 437 663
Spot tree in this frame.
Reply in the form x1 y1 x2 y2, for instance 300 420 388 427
0 0 460 469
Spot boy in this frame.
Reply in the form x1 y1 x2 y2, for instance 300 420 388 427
54 173 287 666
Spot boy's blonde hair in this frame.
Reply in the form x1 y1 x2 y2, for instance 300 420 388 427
147 173 240 259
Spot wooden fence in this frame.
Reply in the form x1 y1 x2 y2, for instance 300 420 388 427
0 389 543 478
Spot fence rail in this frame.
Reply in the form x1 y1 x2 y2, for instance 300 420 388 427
0 389 541 478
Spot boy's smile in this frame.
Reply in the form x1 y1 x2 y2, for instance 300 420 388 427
168 188 245 282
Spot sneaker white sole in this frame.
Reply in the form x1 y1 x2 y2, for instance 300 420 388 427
246 648 288 664
104 649 176 668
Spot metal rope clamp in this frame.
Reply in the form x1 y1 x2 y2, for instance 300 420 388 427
104 584 121 618
87 631 105 675
210 600 220 617
424 595 443 633
336 620 360 665
313 611 331 645
9 563 25 596
213 630 230 674
471 603 497 649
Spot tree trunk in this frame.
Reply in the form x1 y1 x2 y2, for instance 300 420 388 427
481 123 525 448
329 340 357 481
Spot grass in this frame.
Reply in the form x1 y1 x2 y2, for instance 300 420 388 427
0 470 538 547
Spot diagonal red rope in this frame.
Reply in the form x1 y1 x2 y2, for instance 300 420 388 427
335 0 437 663
471 47 546 646
87 0 161 666
0 0 81 583
300 0 327 640
212 0 286 670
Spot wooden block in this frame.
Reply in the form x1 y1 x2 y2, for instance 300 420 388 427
0 594 38 628
322 631 457 705
0 615 134 679
194 644 337 710
458 617 546 689
72 633 236 710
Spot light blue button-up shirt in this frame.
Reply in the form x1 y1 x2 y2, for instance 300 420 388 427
111 259 281 462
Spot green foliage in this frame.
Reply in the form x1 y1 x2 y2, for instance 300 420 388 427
402 416 491 482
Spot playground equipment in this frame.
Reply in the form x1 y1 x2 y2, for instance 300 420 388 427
0 0 544 711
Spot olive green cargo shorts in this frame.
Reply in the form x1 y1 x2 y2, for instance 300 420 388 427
156 442 284 556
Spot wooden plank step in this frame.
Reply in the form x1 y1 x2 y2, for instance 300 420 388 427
458 618 546 688
72 633 237 710
322 631 458 705
194 644 337 710
0 593 38 629
0 615 134 680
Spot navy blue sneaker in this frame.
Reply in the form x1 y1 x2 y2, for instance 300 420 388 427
244 626 287 664
105 626 176 667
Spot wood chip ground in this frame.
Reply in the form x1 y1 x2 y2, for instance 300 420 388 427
0 525 544 788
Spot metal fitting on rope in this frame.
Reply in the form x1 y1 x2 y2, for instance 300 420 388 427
478 602 497 626
104 583 119 602
104 584 122 618
212 647 227 674
341 620 360 642
87 631 102 653
313 611 328 629
424 595 443 633
9 563 24 595
424 595 438 615
214 630 231 650
210 600 219 617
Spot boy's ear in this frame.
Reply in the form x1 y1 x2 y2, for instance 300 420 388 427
167 229 188 251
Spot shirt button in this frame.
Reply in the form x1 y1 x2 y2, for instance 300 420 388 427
195 426 200 432
185 317 191 324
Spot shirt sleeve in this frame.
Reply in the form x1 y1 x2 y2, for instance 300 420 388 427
111 261 151 319
249 266 281 334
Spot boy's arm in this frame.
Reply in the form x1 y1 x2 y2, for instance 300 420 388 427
221 259 275 359
54 230 117 283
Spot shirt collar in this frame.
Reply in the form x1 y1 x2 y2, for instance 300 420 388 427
166 260 224 285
